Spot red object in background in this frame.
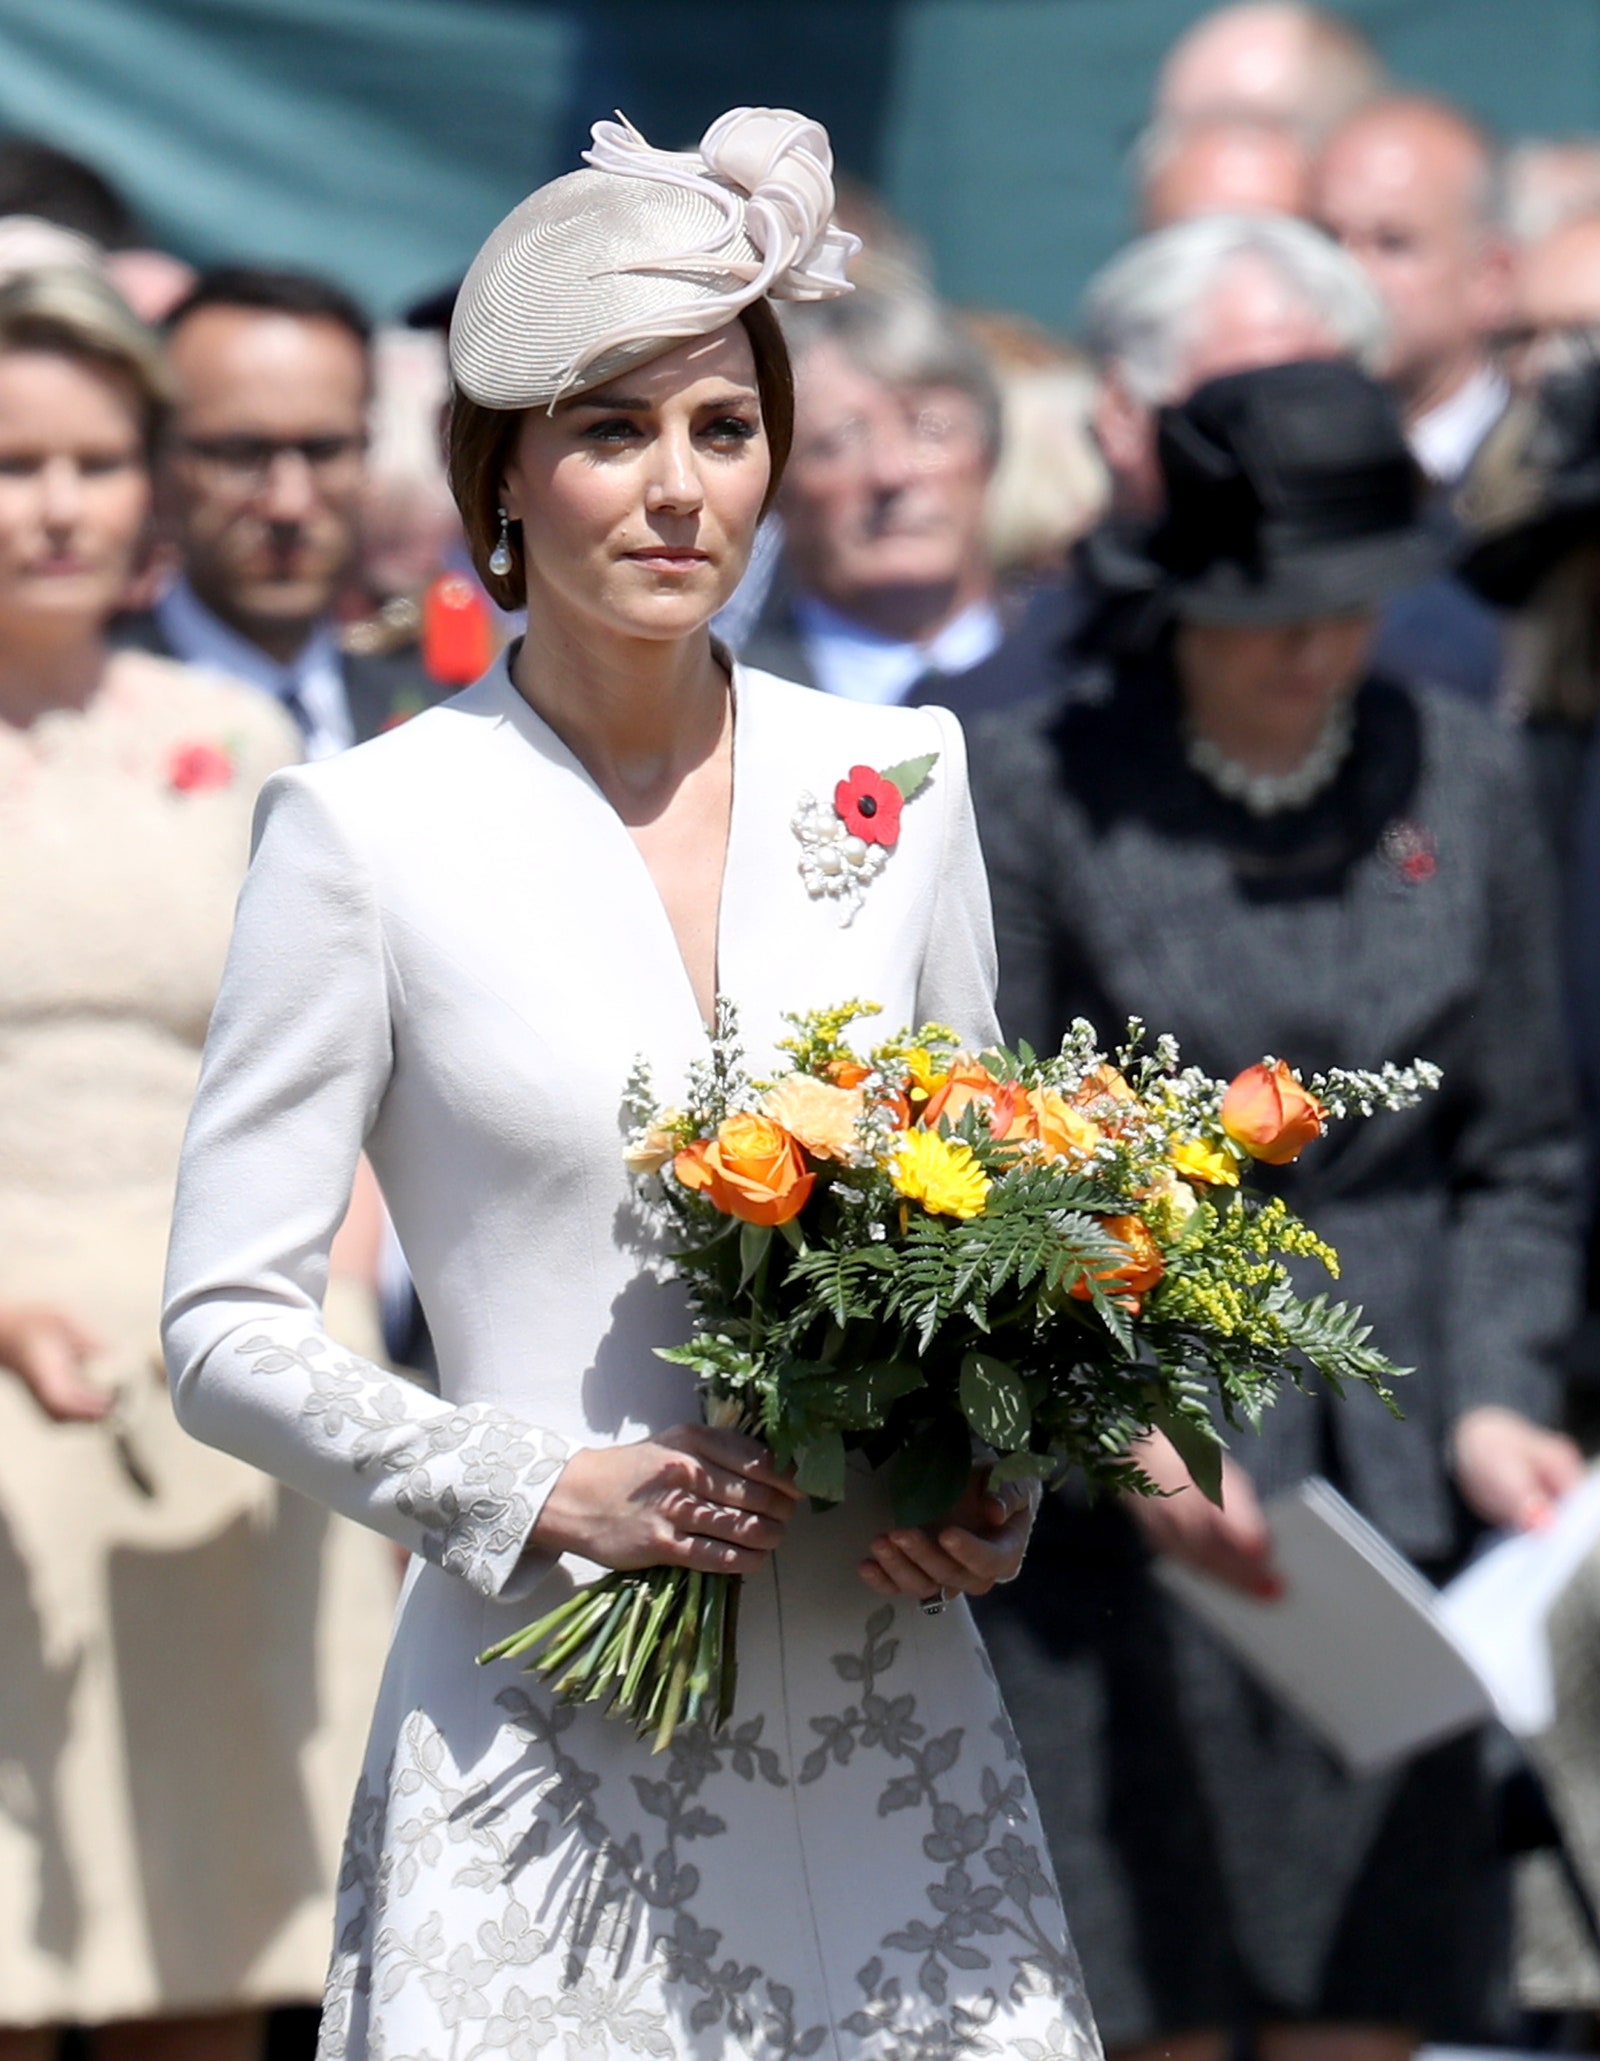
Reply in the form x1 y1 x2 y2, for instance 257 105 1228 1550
168 740 234 793
422 573 495 686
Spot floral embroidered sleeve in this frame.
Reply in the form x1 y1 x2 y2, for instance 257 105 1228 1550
162 770 568 1600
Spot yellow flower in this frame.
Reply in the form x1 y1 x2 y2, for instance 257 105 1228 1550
1172 1135 1241 1187
902 1047 949 1103
890 1126 991 1220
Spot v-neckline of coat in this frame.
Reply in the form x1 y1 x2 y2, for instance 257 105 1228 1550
492 650 746 1041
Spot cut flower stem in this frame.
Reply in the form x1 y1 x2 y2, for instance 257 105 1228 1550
479 1561 740 1753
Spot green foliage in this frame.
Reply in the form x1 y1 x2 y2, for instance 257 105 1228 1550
773 998 880 1077
890 1414 974 1526
880 751 938 801
959 1353 1030 1448
1143 1387 1225 1506
500 1002 1432 1751
792 1429 847 1503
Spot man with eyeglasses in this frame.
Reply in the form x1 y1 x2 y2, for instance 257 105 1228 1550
734 288 1005 707
115 265 441 753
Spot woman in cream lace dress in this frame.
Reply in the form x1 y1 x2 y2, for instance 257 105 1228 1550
0 269 392 2061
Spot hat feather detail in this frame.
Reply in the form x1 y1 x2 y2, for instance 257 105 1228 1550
450 104 857 411
555 106 857 399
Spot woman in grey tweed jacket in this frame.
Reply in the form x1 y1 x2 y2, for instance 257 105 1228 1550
968 361 1586 2061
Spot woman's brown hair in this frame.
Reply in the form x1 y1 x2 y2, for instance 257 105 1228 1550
447 299 793 611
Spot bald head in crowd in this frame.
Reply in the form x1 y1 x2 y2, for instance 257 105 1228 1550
1155 2 1385 141
1313 95 1511 458
1140 113 1311 229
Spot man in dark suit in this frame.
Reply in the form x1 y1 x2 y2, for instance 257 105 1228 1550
115 266 442 747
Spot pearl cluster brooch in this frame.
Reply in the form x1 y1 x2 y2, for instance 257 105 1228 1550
793 751 938 926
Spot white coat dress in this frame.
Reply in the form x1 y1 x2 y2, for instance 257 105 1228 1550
162 655 1101 2061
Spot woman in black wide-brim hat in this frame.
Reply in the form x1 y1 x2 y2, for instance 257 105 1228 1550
967 357 1586 2061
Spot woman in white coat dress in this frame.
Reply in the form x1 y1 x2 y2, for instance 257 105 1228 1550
162 109 1101 2061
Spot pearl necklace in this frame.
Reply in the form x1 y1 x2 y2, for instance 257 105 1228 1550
1184 700 1354 819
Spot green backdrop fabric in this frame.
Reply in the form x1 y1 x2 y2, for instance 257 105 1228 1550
0 0 1593 332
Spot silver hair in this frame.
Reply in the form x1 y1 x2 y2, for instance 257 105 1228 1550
1499 137 1600 245
1082 212 1388 403
777 287 1004 457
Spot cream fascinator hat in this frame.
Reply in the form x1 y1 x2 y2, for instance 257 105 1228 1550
449 106 859 410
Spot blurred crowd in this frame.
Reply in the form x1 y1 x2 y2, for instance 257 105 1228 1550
7 4 1600 2056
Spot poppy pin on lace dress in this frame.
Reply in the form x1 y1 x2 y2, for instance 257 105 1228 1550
167 740 236 794
792 751 937 924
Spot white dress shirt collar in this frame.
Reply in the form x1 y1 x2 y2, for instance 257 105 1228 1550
1409 362 1508 486
793 595 1003 706
155 578 354 759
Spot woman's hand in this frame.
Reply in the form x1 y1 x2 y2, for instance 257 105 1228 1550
1451 1405 1585 1531
0 1303 111 1422
1124 1431 1283 1600
859 1469 1040 1604
529 1424 803 1574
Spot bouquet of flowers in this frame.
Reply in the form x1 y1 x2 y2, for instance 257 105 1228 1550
481 1002 1439 1749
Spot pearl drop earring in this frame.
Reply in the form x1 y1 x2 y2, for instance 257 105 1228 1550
489 508 513 578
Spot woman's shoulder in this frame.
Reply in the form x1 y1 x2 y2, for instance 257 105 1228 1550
257 668 502 824
101 650 301 790
735 662 967 772
1392 677 1532 805
105 650 295 745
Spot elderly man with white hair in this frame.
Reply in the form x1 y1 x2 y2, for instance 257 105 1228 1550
1085 212 1384 513
735 286 1006 705
941 210 1504 719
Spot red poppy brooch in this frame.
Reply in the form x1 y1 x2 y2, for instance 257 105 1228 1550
1379 819 1437 885
792 751 937 924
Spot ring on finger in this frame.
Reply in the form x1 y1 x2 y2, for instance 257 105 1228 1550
920 1583 958 1618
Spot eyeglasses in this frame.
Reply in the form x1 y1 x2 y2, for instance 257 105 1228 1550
793 401 986 473
175 433 366 490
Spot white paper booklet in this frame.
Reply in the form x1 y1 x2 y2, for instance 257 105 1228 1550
1435 1468 1600 1736
1154 1473 1600 1775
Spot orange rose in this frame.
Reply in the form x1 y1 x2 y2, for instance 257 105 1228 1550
760 1074 864 1163
674 1113 815 1226
1221 1061 1328 1166
922 1061 1027 1138
1069 1064 1140 1134
988 1082 1034 1142
1069 1214 1166 1310
1027 1087 1103 1162
827 1057 871 1089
